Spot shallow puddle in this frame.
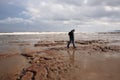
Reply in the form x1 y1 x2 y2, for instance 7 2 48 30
61 50 120 80
0 55 29 79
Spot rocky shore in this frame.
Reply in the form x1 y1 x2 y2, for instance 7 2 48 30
0 33 120 80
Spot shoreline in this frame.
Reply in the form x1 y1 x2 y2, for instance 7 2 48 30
0 33 120 80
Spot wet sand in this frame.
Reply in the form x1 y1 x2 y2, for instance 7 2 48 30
0 32 120 80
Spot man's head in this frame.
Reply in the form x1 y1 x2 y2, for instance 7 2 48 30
71 29 75 32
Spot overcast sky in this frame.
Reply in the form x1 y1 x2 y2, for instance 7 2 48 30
0 0 120 32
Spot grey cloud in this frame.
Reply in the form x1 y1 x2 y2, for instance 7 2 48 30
55 0 83 6
53 0 120 6
0 0 120 32
86 0 120 6
0 17 33 24
83 6 120 19
21 0 120 32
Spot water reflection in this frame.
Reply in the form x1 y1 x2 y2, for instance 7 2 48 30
67 50 75 66
65 50 120 80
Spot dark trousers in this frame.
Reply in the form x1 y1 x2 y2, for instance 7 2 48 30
67 39 76 48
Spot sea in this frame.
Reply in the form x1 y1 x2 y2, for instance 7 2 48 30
0 32 119 54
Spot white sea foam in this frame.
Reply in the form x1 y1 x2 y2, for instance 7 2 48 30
0 32 67 35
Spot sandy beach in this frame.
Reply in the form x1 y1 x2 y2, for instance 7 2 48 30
0 32 120 80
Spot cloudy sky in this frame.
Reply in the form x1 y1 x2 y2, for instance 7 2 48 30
0 0 120 32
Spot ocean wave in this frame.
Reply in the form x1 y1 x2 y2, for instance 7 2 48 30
0 32 67 35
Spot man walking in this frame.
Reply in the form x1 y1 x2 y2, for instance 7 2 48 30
67 29 76 48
